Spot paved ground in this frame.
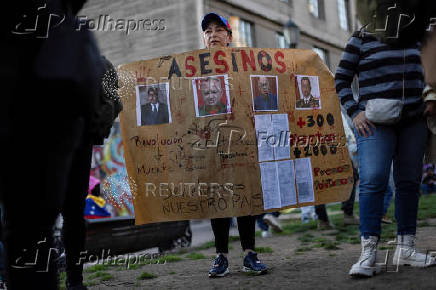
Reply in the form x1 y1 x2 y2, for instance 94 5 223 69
82 215 436 290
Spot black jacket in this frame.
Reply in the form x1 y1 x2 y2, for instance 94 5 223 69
141 102 169 125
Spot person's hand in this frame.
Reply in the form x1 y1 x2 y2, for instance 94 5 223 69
424 101 436 117
353 111 376 138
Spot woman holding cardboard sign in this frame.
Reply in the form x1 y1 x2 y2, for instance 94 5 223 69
200 12 268 278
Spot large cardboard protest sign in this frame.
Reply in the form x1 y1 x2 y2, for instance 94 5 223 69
118 48 354 225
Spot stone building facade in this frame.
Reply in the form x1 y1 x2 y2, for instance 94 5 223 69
81 0 357 72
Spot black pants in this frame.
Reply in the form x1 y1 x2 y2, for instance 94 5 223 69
211 216 255 253
315 166 358 221
62 141 93 286
1 118 85 290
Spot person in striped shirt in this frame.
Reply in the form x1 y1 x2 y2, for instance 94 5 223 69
335 28 436 277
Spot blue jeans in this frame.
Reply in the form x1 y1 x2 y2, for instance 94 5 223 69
421 183 435 195
355 117 427 237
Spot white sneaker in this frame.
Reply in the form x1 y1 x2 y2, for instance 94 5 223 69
349 236 382 277
261 229 272 238
392 235 436 267
263 214 282 233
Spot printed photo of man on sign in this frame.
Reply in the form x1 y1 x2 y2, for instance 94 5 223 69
251 75 279 111
136 83 172 126
295 75 321 110
192 75 231 117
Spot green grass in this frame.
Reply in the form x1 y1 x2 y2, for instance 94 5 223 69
379 222 397 242
255 246 273 253
84 264 111 273
298 233 315 244
418 221 431 227
100 273 113 281
58 271 66 290
295 246 312 253
87 271 113 281
326 203 342 212
280 220 317 235
126 263 143 270
169 271 176 275
318 240 340 250
84 280 99 287
196 235 238 250
137 272 157 280
175 248 189 254
163 255 183 262
335 232 360 244
289 195 436 249
87 271 106 280
186 252 207 260
197 241 215 250
417 195 436 219
149 254 183 264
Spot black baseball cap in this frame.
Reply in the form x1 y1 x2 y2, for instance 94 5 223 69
201 13 232 33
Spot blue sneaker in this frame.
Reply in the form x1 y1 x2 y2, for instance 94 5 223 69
208 254 229 278
242 252 267 275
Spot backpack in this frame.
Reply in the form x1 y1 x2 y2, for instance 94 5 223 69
90 56 123 145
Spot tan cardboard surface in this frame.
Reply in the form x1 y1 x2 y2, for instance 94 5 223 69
118 47 354 225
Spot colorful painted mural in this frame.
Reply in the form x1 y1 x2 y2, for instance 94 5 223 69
92 122 134 216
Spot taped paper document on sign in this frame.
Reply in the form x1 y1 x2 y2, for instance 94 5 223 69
295 157 315 203
255 114 290 162
260 160 297 210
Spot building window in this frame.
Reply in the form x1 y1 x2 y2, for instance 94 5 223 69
308 0 325 19
337 0 349 31
239 19 253 47
308 0 318 17
313 46 329 68
276 32 286 48
229 17 254 47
